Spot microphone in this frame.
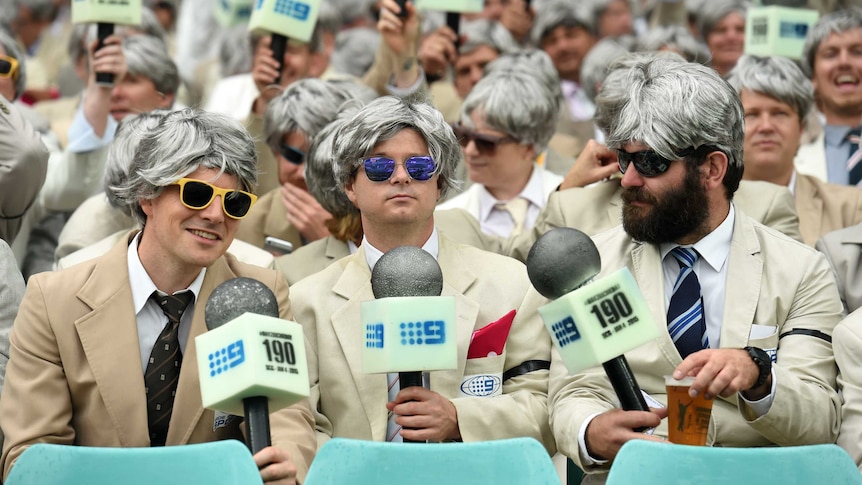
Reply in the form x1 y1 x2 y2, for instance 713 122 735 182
526 228 660 426
71 0 142 86
249 0 322 84
198 277 309 454
416 0 483 50
362 246 457 443
213 0 254 27
744 5 819 60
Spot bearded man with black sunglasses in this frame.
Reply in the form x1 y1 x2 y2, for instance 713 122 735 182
289 96 555 453
548 53 843 483
0 108 317 485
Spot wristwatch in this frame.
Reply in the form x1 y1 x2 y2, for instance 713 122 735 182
744 346 772 389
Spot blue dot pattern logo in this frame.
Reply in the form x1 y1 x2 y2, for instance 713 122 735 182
272 0 310 20
399 321 446 346
365 323 384 348
207 340 246 377
552 316 581 348
460 375 501 397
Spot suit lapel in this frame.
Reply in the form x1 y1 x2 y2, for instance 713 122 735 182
719 210 762 349
166 256 238 445
629 240 680 364
793 175 823 246
74 233 149 446
324 236 351 262
331 248 388 440
436 238 479 391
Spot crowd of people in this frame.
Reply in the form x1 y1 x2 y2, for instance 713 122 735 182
2 0 862 483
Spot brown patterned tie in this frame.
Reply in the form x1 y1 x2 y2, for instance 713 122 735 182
145 290 194 446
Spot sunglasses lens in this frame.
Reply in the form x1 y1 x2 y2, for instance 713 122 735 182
223 191 253 218
280 144 305 165
364 157 395 182
473 137 497 154
405 156 436 181
0 59 10 76
617 151 671 177
181 181 215 208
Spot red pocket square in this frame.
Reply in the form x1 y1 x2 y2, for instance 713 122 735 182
467 309 516 359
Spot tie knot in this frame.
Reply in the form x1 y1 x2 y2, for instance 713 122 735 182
670 247 698 269
150 290 194 324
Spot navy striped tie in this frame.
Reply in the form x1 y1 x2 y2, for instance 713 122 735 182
667 247 708 358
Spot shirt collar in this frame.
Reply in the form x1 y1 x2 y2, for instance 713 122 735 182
824 124 856 148
362 226 440 272
128 231 206 313
477 164 544 223
659 204 735 273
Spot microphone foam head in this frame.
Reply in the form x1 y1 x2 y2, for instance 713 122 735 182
204 277 279 330
371 246 443 298
526 227 601 300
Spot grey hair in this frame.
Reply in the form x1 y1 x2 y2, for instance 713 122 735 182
330 27 380 77
460 70 559 152
485 49 561 99
580 36 635 103
532 0 597 46
17 0 56 21
459 19 519 57
0 29 26 100
124 35 180 96
331 96 461 199
597 52 744 197
696 0 747 41
219 24 253 77
109 108 258 226
317 0 344 34
103 110 170 209
264 78 358 155
305 108 361 218
637 25 710 64
802 7 862 77
727 55 813 126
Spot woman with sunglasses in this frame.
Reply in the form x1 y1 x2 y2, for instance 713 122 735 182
437 69 564 238
290 96 554 452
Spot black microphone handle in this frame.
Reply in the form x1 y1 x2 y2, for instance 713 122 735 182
270 33 288 85
398 371 425 444
602 356 650 432
95 22 114 85
244 396 272 454
446 12 460 50
394 0 408 17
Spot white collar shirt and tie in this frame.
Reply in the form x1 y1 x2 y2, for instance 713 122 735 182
476 165 549 238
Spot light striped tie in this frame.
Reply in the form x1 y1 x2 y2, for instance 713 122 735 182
385 373 403 442
495 197 530 237
666 247 709 358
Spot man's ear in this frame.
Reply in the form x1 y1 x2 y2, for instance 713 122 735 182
702 150 728 191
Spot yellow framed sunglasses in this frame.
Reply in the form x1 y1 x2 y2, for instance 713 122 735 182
171 178 258 220
0 56 18 80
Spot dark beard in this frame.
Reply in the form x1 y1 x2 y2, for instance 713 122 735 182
621 165 710 244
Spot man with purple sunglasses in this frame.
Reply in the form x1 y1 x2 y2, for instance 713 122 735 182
289 96 555 452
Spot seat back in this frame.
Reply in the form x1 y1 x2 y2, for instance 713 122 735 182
606 440 862 484
5 440 263 485
304 437 558 485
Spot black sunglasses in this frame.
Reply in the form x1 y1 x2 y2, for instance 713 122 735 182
616 147 706 177
451 123 515 155
279 143 305 165
171 178 258 219
359 156 437 182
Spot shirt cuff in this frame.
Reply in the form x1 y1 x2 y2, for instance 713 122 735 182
67 101 118 153
385 68 425 98
578 412 609 467
738 368 777 417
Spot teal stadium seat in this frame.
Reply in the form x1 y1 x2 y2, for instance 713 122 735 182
4 440 262 485
606 440 862 485
304 437 559 485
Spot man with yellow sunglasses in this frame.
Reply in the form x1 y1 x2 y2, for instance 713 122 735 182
0 108 317 485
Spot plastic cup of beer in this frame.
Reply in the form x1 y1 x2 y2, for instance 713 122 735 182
665 375 714 446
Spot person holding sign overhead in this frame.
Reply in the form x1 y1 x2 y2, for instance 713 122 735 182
549 52 843 482
289 96 554 450
0 108 316 484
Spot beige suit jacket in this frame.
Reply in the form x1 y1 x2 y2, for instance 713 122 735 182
243 113 279 196
289 236 555 452
0 234 316 481
794 173 862 246
795 130 828 183
0 99 49 243
235 189 302 251
502 179 802 262
552 209 843 473
816 223 862 314
833 307 862 470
